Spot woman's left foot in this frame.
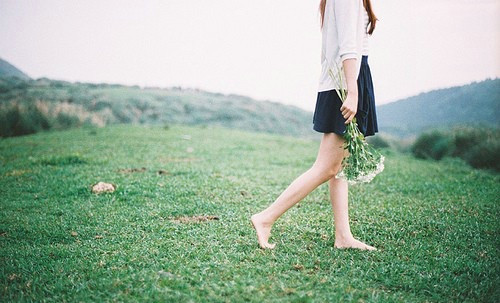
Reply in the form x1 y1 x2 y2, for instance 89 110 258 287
250 213 276 249
334 237 377 251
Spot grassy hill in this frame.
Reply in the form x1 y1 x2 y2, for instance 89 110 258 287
0 58 31 80
0 124 498 302
377 78 500 137
0 76 314 138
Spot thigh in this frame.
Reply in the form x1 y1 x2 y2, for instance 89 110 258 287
313 132 346 171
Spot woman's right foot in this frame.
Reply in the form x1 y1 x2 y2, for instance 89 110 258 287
334 236 377 251
250 213 276 249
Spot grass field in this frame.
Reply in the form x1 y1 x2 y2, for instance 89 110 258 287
1 124 498 302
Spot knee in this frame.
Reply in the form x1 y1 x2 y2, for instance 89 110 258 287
312 162 342 182
322 169 338 181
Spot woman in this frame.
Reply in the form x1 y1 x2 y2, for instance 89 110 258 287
251 0 379 250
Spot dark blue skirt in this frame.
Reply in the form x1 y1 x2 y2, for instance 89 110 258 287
313 55 378 137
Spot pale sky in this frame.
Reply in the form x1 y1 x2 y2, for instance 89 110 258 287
0 0 499 111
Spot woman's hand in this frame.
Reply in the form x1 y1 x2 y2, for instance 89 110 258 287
340 91 358 124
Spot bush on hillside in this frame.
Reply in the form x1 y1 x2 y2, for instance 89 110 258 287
55 112 81 129
451 125 496 157
411 126 500 172
0 102 52 137
366 135 390 149
411 131 454 160
463 139 500 171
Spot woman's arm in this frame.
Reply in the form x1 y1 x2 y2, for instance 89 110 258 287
334 0 361 125
340 58 358 124
335 0 359 63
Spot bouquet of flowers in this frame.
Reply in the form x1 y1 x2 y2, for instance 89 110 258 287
327 61 385 184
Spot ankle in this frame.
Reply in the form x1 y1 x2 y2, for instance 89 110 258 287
335 231 354 242
252 212 275 226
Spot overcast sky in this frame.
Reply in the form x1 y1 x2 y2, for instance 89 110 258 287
0 0 498 111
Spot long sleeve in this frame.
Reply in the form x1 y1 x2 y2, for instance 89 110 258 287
318 0 364 92
334 0 360 62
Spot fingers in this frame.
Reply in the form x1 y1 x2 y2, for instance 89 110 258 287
340 105 347 116
340 105 356 124
340 103 356 115
342 112 354 124
340 106 351 117
345 114 354 124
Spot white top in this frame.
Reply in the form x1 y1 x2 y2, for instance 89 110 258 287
361 8 369 55
318 0 370 92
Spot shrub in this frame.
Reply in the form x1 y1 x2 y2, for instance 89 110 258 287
451 126 483 158
111 105 134 123
0 102 52 137
462 135 500 172
366 135 390 149
55 112 80 129
92 101 112 111
0 104 21 137
411 126 500 172
412 131 454 160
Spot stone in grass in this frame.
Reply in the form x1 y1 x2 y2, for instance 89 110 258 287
91 181 116 194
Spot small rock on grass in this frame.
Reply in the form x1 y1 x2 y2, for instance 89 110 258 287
91 182 116 193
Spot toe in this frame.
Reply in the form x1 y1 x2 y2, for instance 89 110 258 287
366 245 376 251
267 243 276 249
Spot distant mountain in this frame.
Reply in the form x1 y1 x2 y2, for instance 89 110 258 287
0 58 31 80
376 79 500 137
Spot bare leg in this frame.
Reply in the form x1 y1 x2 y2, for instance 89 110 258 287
251 133 345 249
328 177 377 250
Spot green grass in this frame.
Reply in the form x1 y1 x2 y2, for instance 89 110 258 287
0 124 498 302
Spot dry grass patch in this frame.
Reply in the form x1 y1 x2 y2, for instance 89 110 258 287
170 215 220 223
